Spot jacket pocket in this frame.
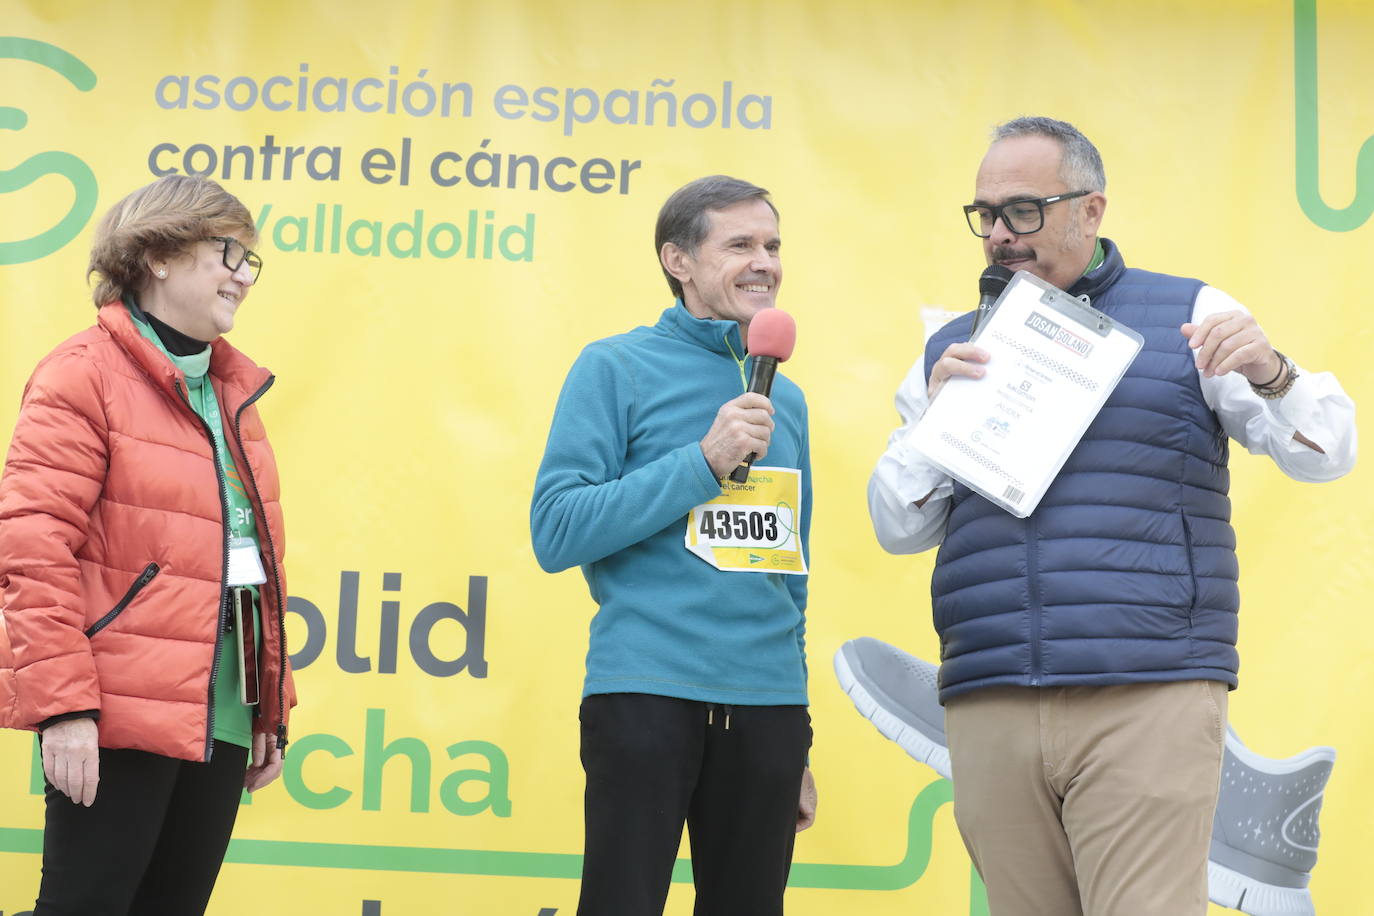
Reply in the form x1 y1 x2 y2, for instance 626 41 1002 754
1179 512 1199 621
85 563 161 638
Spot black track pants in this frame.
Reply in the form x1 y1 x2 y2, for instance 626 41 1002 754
576 693 812 916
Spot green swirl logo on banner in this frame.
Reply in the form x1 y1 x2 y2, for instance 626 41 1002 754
0 37 99 265
1295 0 1374 231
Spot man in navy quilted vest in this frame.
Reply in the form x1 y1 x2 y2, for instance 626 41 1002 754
867 116 1357 915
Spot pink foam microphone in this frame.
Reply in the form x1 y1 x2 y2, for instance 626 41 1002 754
729 308 797 484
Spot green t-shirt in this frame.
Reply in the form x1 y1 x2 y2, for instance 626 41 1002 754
1084 238 1106 275
128 306 260 749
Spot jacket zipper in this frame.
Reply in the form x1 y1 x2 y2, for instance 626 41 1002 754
176 378 232 763
84 562 160 638
232 375 290 751
724 334 747 390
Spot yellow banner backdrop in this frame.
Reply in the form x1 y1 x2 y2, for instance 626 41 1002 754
2 1 1370 913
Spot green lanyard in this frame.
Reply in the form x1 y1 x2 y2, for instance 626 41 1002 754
189 377 254 542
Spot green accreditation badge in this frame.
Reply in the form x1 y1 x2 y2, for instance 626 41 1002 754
685 466 807 575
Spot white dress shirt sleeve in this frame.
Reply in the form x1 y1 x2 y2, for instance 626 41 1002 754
867 357 954 555
866 286 1357 557
1193 286 1358 481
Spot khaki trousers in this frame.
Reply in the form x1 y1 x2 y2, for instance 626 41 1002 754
945 680 1227 916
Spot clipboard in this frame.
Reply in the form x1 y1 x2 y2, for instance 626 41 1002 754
909 270 1144 517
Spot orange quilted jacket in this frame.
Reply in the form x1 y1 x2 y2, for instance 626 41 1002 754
0 303 294 761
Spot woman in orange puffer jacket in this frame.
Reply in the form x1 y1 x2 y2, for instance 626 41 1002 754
0 175 295 915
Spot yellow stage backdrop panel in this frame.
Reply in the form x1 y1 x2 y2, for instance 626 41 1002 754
2 1 1369 914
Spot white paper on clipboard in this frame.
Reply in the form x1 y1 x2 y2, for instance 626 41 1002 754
908 270 1144 517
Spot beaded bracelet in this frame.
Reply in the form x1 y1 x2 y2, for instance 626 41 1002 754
1251 351 1298 400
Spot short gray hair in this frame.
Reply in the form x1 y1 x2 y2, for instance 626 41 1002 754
993 116 1106 192
654 175 778 299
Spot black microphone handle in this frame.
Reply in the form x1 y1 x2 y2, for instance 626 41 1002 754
972 265 1014 336
727 356 779 483
970 292 998 337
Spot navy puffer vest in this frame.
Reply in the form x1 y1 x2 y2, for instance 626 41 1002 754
924 239 1239 703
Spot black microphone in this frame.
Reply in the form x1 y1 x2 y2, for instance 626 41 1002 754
728 308 796 484
970 264 1014 336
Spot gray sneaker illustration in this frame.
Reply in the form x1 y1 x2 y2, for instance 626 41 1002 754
833 637 951 780
1208 727 1334 916
833 637 1334 916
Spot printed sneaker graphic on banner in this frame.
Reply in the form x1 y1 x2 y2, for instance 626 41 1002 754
0 37 99 265
834 637 1333 916
1209 728 1333 916
833 637 951 780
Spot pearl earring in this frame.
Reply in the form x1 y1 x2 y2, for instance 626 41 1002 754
157 269 166 278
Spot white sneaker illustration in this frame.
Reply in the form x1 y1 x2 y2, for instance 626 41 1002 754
834 638 1333 916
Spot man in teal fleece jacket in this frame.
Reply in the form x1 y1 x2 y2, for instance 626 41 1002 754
531 175 815 916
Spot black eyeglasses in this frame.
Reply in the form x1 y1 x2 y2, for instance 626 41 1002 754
963 190 1092 238
209 236 263 282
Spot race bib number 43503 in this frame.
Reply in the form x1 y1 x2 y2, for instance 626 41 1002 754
685 466 806 575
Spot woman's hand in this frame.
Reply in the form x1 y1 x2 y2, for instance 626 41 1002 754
41 717 100 806
244 731 284 792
